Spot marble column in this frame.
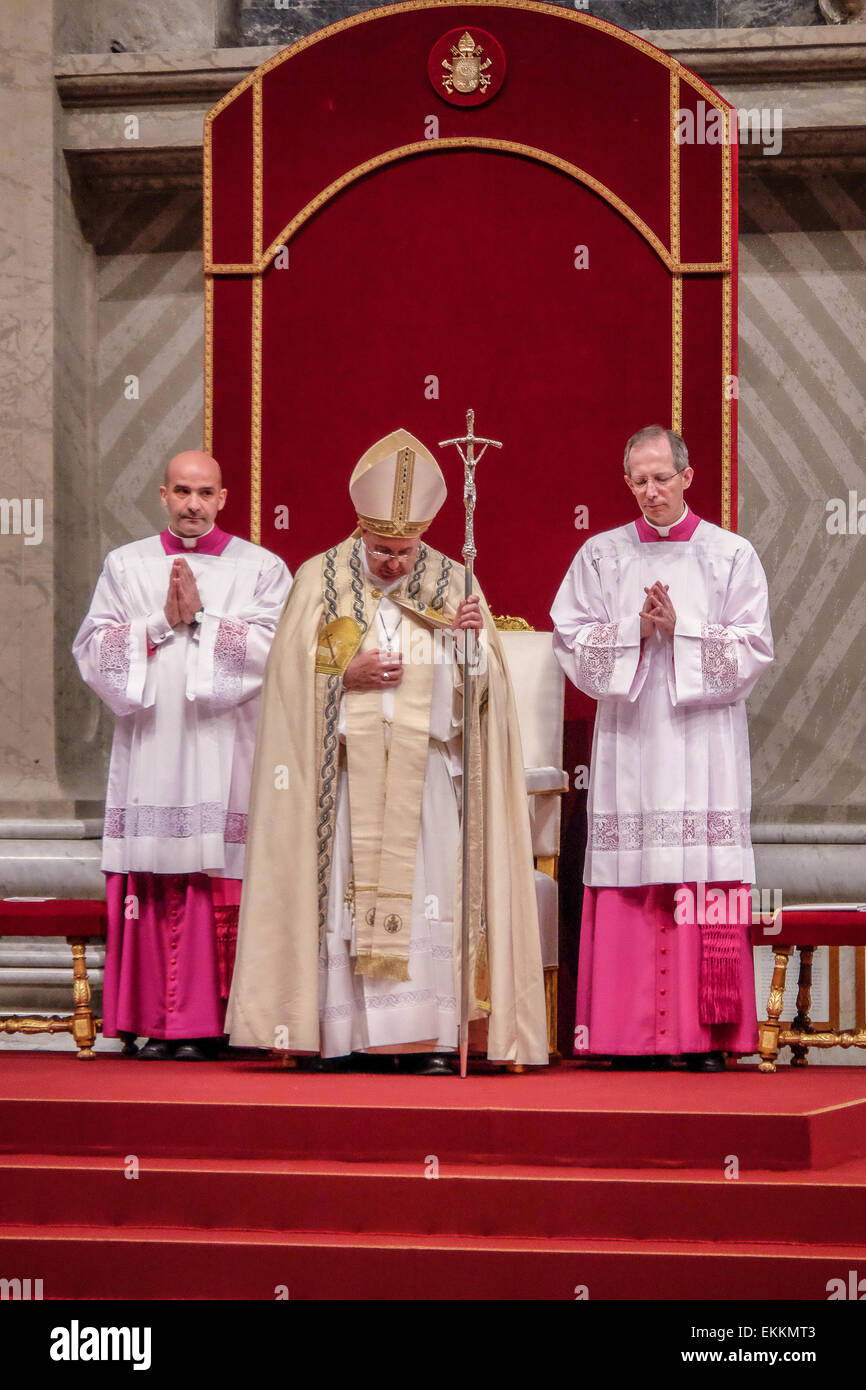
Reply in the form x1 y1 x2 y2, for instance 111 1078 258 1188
0 1 65 819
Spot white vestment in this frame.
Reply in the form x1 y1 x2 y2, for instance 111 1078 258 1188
73 532 292 877
319 570 464 1056
550 516 773 887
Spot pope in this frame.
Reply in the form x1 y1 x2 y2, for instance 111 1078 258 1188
226 428 548 1072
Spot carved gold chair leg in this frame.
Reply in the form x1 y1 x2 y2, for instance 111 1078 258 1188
544 965 561 1062
790 945 815 1068
67 936 98 1058
758 946 793 1073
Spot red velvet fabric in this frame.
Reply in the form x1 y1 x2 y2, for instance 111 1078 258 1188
751 910 866 948
0 901 107 937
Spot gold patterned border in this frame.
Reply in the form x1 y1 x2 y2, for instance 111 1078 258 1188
251 276 263 543
253 77 263 267
203 273 214 454
722 259 733 530
671 274 683 434
721 113 734 530
208 138 728 277
669 69 680 269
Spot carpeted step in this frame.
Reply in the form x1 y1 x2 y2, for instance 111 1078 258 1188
1 1056 864 1170
2 1153 865 1246
0 1221 862 1301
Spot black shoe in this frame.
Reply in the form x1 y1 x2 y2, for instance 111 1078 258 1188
415 1054 456 1076
685 1051 726 1072
137 1038 174 1061
173 1040 212 1062
610 1054 672 1071
310 1055 352 1072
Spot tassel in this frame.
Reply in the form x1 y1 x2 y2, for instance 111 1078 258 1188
215 905 239 1001
699 921 741 1024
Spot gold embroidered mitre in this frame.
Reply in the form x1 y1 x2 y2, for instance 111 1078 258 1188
349 428 447 538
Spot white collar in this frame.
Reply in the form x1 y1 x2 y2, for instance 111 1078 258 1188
168 521 215 550
642 503 688 538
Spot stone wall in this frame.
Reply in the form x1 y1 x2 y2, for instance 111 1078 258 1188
52 0 862 53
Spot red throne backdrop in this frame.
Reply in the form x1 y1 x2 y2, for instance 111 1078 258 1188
204 0 738 1041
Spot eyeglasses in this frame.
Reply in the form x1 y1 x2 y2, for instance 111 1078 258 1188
364 541 417 561
628 473 682 490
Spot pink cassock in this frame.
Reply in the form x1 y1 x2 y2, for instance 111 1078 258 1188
103 872 241 1040
575 883 759 1057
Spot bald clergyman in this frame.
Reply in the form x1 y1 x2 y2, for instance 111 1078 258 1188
73 451 292 1061
226 429 548 1073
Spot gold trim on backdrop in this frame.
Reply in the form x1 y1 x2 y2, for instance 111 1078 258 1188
208 139 729 277
722 270 733 530
721 120 733 531
669 68 683 434
204 275 214 454
671 275 683 433
669 69 680 268
253 77 264 267
251 276 263 544
203 110 213 271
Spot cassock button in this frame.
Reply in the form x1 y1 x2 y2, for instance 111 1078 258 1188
371 588 382 599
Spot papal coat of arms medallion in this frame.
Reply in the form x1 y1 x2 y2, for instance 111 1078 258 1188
427 27 507 108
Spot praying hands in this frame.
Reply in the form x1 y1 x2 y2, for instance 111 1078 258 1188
164 557 203 628
640 580 676 641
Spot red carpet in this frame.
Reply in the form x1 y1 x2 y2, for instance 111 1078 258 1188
1 1055 865 1299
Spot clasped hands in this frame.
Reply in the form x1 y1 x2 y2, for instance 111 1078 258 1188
164 558 202 628
343 596 483 691
640 581 676 641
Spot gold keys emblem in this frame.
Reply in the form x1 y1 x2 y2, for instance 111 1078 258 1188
442 32 492 96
